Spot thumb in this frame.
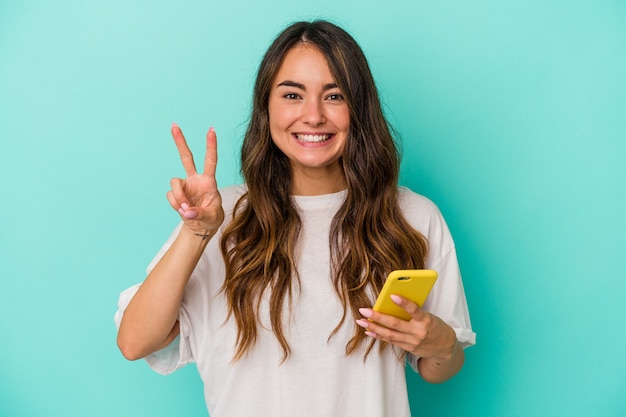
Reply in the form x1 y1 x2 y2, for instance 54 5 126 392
178 203 200 220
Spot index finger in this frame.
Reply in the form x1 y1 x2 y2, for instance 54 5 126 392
389 295 428 321
171 123 197 176
203 127 218 176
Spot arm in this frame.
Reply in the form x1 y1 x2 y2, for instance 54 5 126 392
117 225 216 360
417 339 464 384
356 295 464 383
117 124 224 361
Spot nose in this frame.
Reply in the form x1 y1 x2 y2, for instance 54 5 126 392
301 99 326 126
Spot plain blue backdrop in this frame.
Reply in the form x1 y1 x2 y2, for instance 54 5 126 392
1 0 625 416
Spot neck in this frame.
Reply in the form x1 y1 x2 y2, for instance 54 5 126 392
291 166 346 196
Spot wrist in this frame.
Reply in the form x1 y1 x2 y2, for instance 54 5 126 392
193 231 212 240
426 323 459 363
180 224 217 243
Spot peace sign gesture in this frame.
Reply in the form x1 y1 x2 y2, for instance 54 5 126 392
166 123 225 234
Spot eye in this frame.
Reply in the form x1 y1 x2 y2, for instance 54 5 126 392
326 93 344 101
283 93 301 100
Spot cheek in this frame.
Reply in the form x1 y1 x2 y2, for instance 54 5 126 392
331 107 351 131
268 110 291 150
268 104 293 131
341 115 351 131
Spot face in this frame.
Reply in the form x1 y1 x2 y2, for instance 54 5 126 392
268 44 350 193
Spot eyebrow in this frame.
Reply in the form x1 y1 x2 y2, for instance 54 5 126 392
276 80 339 91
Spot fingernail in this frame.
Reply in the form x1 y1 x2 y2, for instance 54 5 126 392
390 295 402 304
365 331 377 338
359 308 372 318
172 122 179 129
181 203 189 210
355 319 369 329
183 210 197 219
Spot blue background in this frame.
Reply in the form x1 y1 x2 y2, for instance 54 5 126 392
1 0 625 416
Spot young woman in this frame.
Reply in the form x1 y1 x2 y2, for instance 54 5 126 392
115 20 475 417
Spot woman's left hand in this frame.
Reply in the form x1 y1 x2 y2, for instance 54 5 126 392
356 295 457 361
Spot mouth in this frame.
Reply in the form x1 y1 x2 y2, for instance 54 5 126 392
294 133 333 143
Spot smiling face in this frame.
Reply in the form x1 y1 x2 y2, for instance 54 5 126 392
268 43 350 195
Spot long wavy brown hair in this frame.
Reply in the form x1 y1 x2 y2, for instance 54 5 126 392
220 20 428 362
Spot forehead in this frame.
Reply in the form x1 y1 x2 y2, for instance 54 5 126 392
273 44 335 84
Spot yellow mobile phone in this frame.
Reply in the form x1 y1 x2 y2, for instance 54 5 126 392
372 270 438 321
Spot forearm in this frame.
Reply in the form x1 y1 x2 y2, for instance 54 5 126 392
417 339 465 384
117 226 215 360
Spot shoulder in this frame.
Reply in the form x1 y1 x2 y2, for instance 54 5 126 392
219 184 248 210
397 186 439 214
396 186 456 266
396 186 444 233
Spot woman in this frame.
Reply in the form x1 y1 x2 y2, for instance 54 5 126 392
115 20 475 416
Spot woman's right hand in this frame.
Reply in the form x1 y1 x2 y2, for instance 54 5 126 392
166 123 225 234
117 124 223 361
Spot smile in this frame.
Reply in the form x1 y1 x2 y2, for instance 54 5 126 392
295 133 332 143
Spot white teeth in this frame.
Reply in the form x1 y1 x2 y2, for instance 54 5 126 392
296 134 331 143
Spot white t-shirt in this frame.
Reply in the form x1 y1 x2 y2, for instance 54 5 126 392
115 185 475 417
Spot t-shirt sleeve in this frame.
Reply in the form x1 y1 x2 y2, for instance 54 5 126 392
427 247 476 347
398 189 476 372
405 247 476 372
